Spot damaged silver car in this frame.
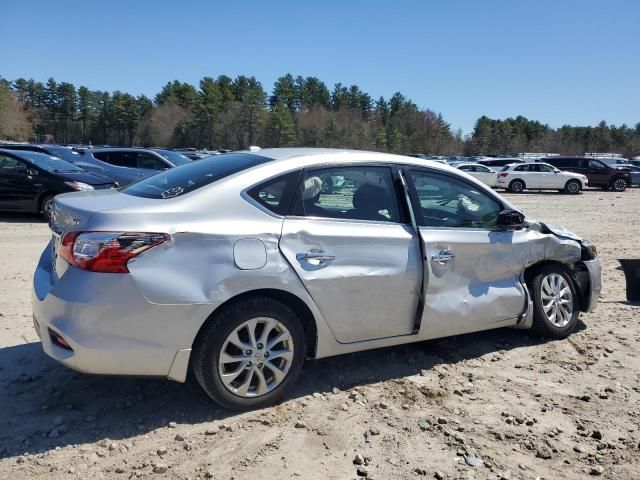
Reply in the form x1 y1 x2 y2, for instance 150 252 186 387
32 148 601 410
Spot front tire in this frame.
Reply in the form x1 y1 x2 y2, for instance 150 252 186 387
508 179 525 193
529 265 579 338
192 296 306 410
564 180 581 194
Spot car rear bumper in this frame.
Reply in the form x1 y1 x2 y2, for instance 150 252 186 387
31 240 201 381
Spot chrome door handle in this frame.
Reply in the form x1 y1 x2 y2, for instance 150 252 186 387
430 250 455 265
297 251 335 262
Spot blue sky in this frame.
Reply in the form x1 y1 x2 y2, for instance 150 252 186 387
1 0 638 134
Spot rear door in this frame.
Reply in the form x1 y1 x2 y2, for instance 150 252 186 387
406 168 529 339
279 165 422 343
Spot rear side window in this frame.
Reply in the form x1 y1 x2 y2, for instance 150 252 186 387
294 166 402 223
136 152 167 170
122 153 273 199
247 171 300 215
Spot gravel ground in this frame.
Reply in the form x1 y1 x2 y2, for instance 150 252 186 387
0 188 639 480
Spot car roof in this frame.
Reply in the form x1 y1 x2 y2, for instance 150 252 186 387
90 147 159 153
247 147 462 172
0 148 58 161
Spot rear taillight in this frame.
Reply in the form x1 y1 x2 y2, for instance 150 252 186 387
59 232 168 273
499 172 509 177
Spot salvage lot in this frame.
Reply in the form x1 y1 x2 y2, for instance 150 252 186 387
0 189 638 479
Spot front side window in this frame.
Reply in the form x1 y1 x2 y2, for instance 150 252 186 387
409 169 502 229
537 164 554 173
297 166 401 223
588 160 606 170
514 165 530 172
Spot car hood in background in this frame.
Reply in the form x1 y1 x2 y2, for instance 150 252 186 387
57 170 116 185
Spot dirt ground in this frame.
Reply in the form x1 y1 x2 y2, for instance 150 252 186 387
0 188 639 480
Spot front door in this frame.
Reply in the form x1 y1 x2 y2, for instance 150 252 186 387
279 165 422 343
0 155 38 210
406 168 529 339
584 159 610 187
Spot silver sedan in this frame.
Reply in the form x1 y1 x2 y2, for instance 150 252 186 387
32 148 602 410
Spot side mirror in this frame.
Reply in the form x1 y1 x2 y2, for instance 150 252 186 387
27 168 38 176
497 209 525 231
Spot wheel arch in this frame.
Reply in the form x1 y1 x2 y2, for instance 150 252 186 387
524 260 589 311
565 178 582 190
34 190 58 214
191 289 318 359
509 178 526 190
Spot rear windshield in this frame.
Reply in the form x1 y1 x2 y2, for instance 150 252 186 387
122 152 273 199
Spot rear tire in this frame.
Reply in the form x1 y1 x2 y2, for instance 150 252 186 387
508 179 525 193
564 180 581 194
40 194 56 221
611 177 627 192
529 265 579 339
192 296 306 411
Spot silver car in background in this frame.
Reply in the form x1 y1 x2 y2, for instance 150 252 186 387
32 148 601 410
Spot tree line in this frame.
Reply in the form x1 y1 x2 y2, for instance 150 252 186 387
0 75 638 157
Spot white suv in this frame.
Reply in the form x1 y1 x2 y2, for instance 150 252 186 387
497 162 588 194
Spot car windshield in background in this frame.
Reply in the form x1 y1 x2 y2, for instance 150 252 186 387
16 151 85 173
47 147 82 162
151 149 193 166
122 153 273 199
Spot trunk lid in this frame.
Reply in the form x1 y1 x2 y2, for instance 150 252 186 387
50 189 156 233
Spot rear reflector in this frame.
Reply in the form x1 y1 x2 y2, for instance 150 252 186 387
59 232 168 273
48 328 73 351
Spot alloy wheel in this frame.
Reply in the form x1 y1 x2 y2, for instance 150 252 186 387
540 273 574 327
567 182 579 193
217 317 294 398
612 178 627 192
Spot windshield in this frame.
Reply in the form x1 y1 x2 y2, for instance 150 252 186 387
151 149 193 166
122 152 273 199
14 151 85 173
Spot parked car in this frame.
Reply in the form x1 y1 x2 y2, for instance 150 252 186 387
619 164 640 186
541 157 631 192
456 163 499 187
0 149 116 219
33 148 601 410
0 143 83 163
477 157 524 168
72 147 192 186
496 162 588 194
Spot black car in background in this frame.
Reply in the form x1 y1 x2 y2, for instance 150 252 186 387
541 156 631 192
0 143 83 162
0 149 116 219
